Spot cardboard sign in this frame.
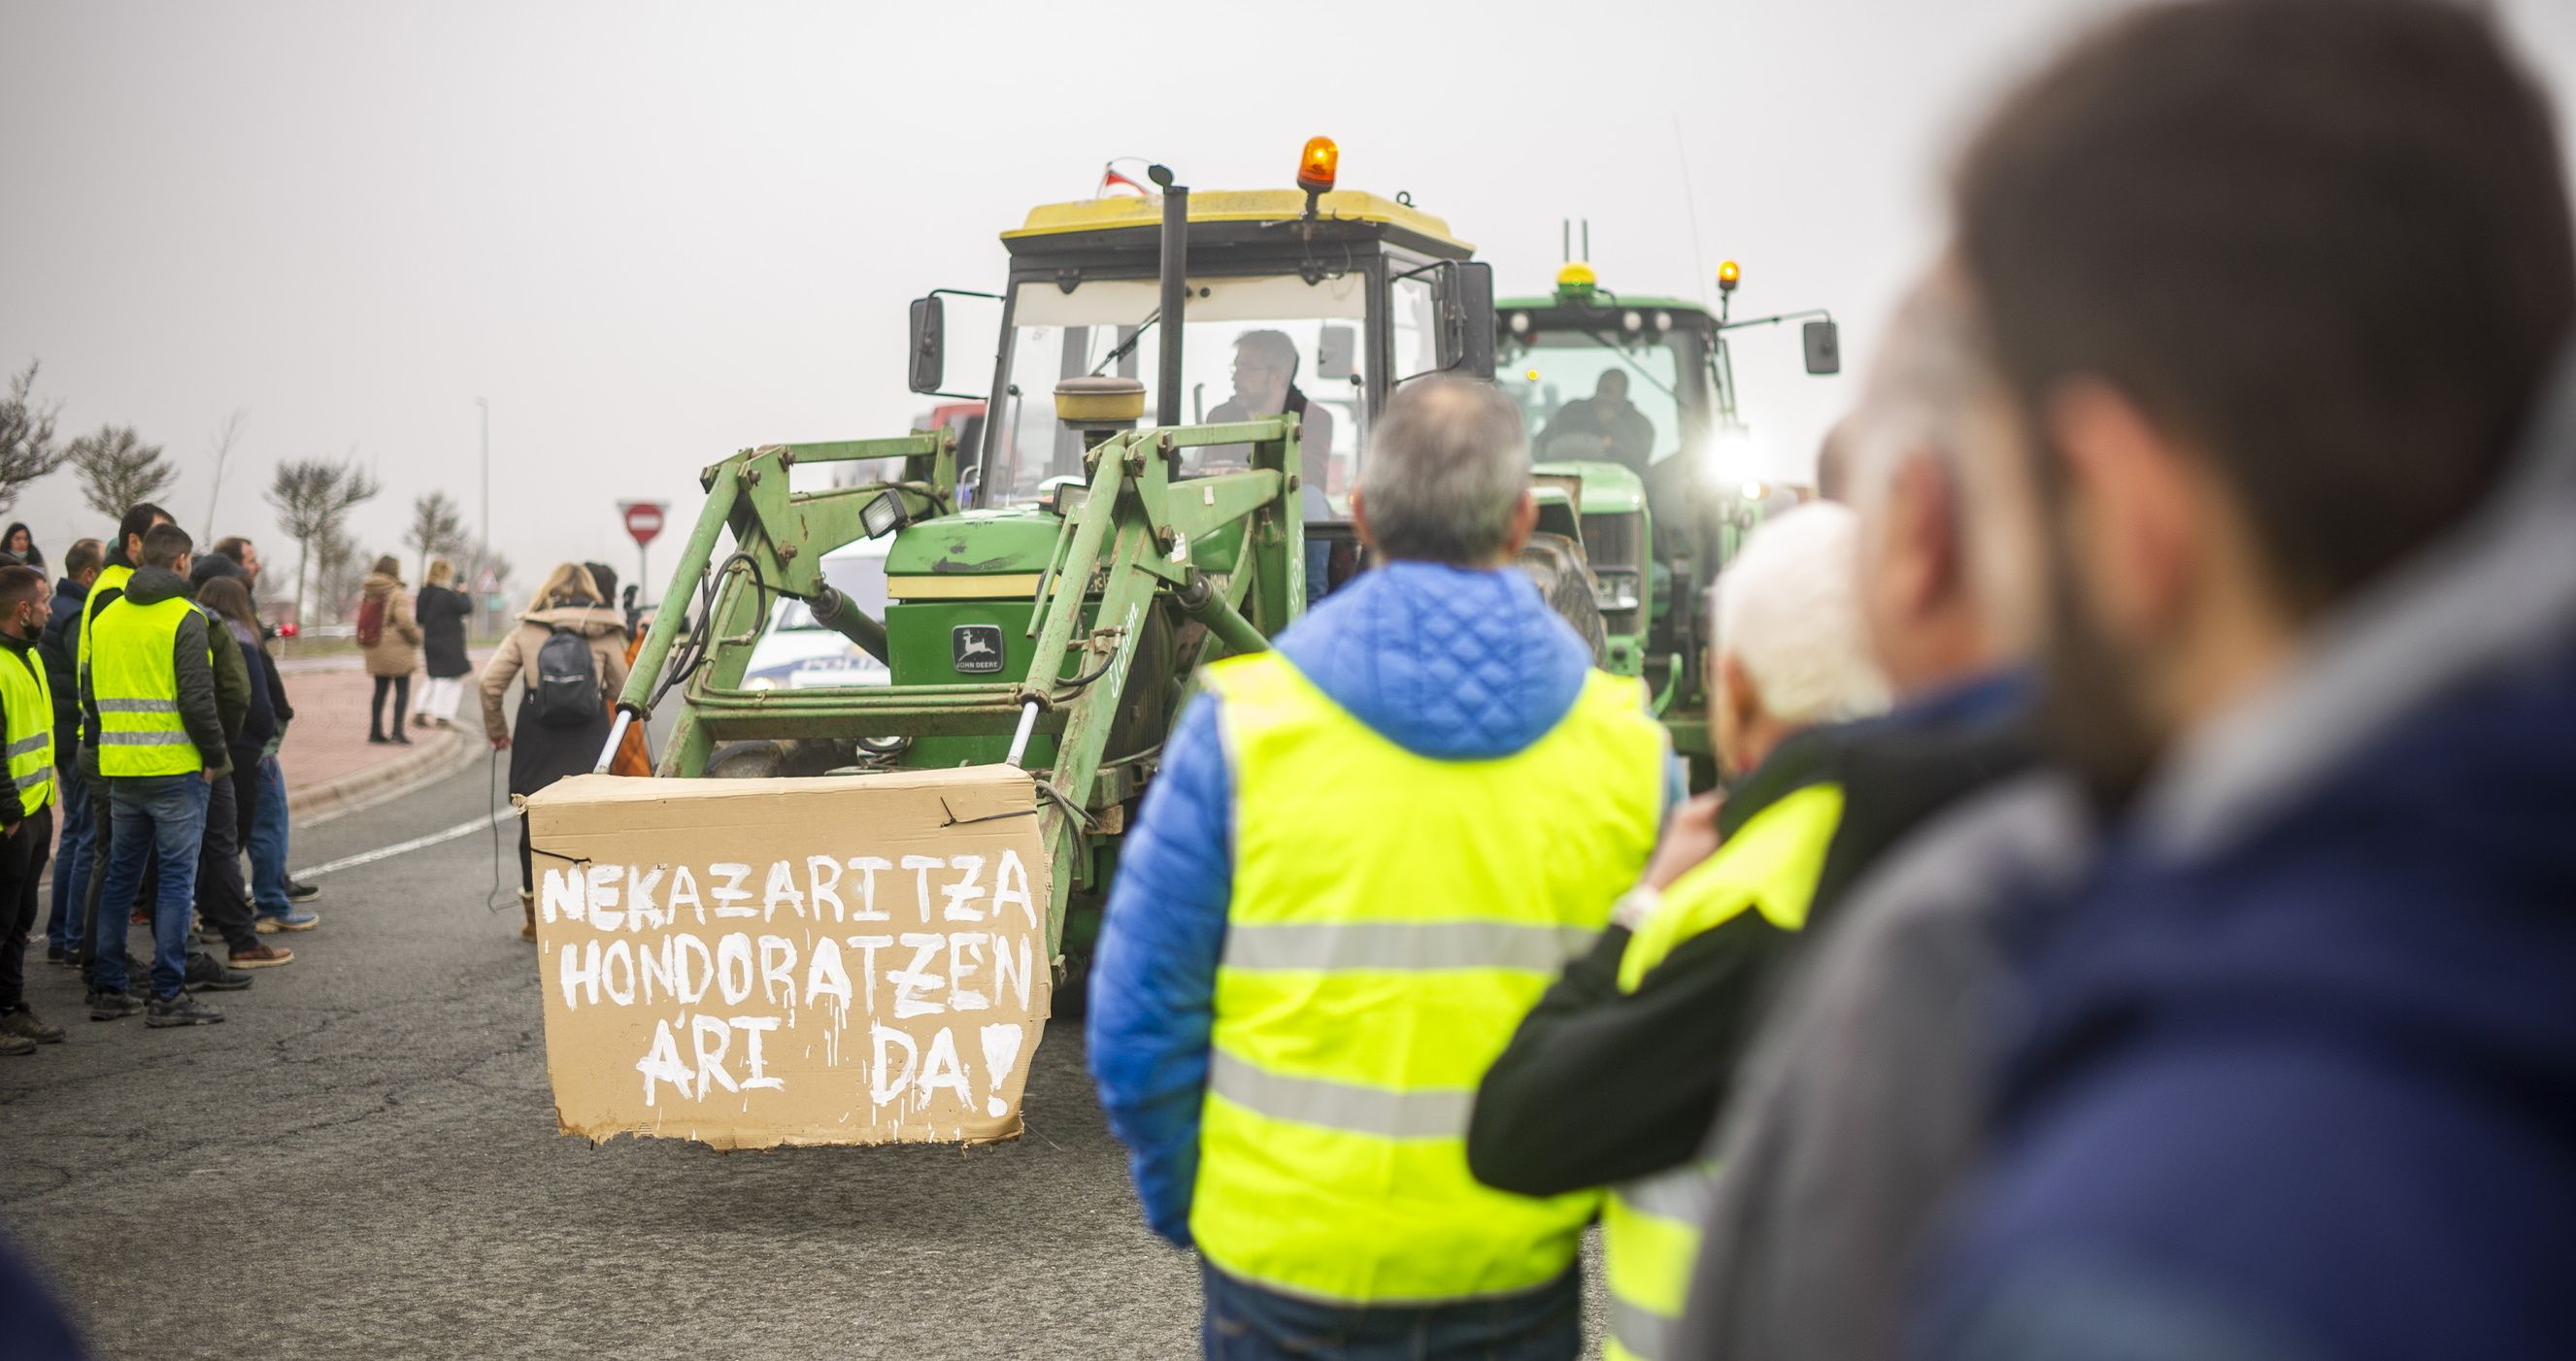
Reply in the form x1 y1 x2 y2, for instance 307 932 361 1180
523 768 1053 1148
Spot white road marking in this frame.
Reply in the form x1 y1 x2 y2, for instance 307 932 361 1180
293 811 513 880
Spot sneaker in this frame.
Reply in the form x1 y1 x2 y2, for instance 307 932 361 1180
146 993 224 1028
390 731 413 746
46 946 72 967
285 880 320 903
183 952 253 992
412 714 431 728
0 1032 32 1056
255 910 319 933
230 942 294 969
367 733 391 745
1 1007 65 1044
87 989 143 1021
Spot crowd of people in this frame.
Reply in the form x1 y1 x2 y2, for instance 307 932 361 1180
0 508 325 1043
1089 2 2576 1359
0 495 652 1043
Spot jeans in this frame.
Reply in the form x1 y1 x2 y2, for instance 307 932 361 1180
75 750 112 969
1199 1265 1582 1361
45 756 92 953
249 754 291 914
90 773 210 1000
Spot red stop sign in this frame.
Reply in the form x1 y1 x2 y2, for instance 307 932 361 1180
621 501 668 546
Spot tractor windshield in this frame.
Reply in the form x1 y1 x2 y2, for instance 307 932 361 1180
1495 331 1697 474
985 274 1401 515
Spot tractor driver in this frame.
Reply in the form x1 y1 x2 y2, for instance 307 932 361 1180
1203 329 1334 520
1538 369 1655 472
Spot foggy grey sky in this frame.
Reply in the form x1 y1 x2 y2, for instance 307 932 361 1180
8 0 2576 606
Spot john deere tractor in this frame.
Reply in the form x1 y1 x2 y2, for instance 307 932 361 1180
611 141 1497 976
1496 257 1840 783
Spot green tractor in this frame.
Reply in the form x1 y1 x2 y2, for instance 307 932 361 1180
1495 257 1841 783
609 141 1497 979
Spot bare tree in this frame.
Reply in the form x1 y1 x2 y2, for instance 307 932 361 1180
68 424 178 520
0 362 71 516
312 526 367 622
264 456 381 627
202 408 248 538
404 490 469 581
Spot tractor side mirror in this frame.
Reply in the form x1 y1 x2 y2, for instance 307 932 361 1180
1318 325 1357 382
908 296 946 394
1451 261 1496 380
1803 318 1841 376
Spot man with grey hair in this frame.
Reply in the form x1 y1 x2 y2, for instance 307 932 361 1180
1468 273 2039 1361
1666 265 2056 1361
1091 376 1673 1359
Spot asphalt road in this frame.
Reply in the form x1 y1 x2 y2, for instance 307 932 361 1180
1 756 1613 1360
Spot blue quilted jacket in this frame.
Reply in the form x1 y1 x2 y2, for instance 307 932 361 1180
1086 561 1617 1245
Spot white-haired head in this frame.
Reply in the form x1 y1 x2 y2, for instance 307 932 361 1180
1712 501 1890 774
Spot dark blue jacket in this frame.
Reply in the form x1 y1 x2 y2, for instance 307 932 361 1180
1086 561 1650 1245
1917 385 2576 1361
38 575 86 755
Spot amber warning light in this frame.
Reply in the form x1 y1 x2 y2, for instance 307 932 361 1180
1718 260 1741 293
1298 137 1339 194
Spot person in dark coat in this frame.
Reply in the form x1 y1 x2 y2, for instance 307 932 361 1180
413 557 474 729
37 539 100 964
479 562 628 939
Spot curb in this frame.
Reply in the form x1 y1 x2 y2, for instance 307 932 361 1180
286 727 484 826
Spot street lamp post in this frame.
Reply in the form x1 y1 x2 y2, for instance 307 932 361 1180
477 396 489 634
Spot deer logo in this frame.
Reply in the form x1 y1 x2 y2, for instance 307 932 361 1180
953 625 1005 674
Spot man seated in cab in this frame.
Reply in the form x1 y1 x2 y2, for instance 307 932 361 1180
1538 369 1655 471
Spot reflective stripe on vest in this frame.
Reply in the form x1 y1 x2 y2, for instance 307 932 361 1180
89 594 202 777
0 648 52 813
1188 650 1667 1306
1601 781 1845 1361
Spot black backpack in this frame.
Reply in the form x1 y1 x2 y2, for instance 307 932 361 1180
529 625 602 727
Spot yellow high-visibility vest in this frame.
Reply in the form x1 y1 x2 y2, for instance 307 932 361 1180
0 645 52 814
89 594 202 778
1602 782 1844 1361
1189 650 1667 1305
75 562 133 751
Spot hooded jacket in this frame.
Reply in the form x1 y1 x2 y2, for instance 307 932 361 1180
1917 358 2576 1361
359 570 422 677
1087 560 1666 1245
79 565 229 776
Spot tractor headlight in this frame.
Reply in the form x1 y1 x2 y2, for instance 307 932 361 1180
860 490 910 539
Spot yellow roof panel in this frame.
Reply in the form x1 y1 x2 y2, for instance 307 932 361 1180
1005 188 1469 252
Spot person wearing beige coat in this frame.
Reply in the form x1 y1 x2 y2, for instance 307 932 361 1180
358 558 423 744
480 563 631 938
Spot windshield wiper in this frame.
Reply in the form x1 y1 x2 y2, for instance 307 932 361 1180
1091 311 1162 377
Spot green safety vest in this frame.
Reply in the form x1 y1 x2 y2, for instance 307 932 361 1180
0 645 53 814
1602 781 1844 1361
1189 651 1667 1305
89 593 202 778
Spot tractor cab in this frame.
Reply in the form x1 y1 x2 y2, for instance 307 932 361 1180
910 144 1495 602
1497 258 1840 782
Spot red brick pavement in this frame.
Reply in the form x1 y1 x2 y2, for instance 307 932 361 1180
273 653 485 793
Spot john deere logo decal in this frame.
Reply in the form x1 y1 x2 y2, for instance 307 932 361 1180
952 624 1004 675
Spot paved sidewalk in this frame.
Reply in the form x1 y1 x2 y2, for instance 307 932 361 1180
274 657 487 815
